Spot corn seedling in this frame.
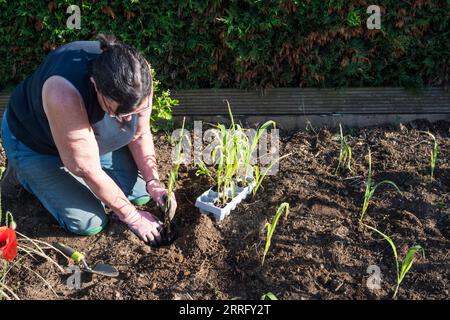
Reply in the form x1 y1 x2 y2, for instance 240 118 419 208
335 123 353 174
262 203 290 266
252 153 291 197
364 224 424 299
240 120 276 185
196 101 279 208
195 160 215 182
213 124 232 207
211 102 242 207
360 150 402 222
261 292 278 300
166 117 186 211
419 131 438 180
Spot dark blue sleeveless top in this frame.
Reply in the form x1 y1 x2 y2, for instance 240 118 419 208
6 41 137 155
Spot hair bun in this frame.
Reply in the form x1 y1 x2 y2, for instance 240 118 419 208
97 34 119 52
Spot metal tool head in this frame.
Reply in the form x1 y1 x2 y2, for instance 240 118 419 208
80 259 119 277
86 263 119 277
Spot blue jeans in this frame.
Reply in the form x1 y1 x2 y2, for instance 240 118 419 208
1 112 150 235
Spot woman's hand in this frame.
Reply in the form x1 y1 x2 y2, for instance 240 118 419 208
120 208 163 245
146 179 177 217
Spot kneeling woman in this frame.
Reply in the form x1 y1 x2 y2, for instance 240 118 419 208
1 35 176 246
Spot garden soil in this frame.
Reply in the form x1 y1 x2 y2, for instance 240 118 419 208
1 120 449 300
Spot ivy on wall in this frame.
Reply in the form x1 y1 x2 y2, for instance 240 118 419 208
0 0 448 91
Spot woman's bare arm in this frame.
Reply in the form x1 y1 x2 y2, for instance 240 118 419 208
42 76 135 219
127 94 161 183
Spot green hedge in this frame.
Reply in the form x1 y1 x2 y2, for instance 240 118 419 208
0 0 449 90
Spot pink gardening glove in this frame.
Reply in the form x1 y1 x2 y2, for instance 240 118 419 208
120 208 163 245
146 180 177 218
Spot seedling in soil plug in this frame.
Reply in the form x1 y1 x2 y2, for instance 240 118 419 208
212 124 233 207
364 224 425 299
335 123 353 174
162 117 186 244
239 120 277 185
166 117 186 213
195 123 253 220
195 102 281 219
262 202 290 266
360 149 402 222
211 102 242 207
419 131 438 180
195 160 215 182
212 102 278 205
261 292 278 300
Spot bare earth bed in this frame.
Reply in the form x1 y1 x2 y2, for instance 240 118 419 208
1 120 449 300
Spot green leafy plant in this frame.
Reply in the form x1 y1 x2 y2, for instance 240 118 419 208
150 68 179 133
0 2 448 91
195 160 215 182
364 224 425 299
213 125 237 207
346 9 362 27
205 101 243 207
262 203 290 266
239 120 277 185
198 101 285 207
261 292 278 300
335 123 353 174
419 131 438 180
360 150 402 222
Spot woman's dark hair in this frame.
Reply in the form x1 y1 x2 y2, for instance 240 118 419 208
92 34 152 115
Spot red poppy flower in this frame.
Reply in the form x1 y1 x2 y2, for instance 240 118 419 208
0 226 18 262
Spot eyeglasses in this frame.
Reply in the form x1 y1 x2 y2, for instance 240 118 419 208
100 95 151 124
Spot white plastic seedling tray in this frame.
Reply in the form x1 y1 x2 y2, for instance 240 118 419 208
195 182 254 221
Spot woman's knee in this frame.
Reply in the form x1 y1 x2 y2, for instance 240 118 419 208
61 210 109 236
